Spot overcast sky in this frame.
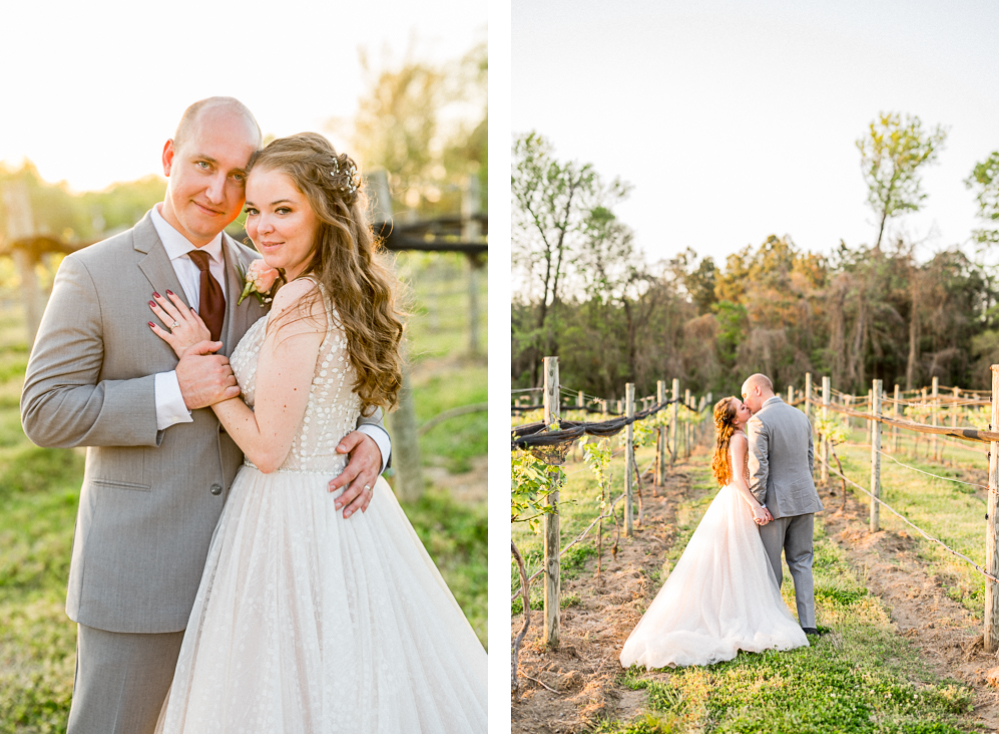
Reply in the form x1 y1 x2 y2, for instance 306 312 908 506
1 0 485 192
512 0 998 265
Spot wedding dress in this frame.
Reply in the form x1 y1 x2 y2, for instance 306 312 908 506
619 437 807 669
156 293 487 733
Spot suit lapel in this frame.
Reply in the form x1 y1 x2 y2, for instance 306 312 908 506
134 213 186 303
220 235 267 357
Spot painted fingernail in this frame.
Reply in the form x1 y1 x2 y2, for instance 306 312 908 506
166 290 174 296
149 301 156 307
153 292 161 299
148 322 155 328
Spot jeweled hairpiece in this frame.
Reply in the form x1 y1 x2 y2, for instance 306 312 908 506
329 155 361 201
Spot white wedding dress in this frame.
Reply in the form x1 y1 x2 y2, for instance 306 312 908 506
156 295 487 733
620 438 807 669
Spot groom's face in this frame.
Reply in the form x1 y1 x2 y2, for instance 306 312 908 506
160 108 259 247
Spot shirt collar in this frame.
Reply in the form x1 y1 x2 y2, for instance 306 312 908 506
151 203 225 265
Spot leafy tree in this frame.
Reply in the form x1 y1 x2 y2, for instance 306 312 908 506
965 151 998 253
856 112 947 250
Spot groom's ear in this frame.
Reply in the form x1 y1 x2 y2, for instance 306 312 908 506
162 139 176 177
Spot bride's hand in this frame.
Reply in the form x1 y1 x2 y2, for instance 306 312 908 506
148 291 213 358
752 504 771 525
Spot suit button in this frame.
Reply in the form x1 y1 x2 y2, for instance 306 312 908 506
210 483 222 496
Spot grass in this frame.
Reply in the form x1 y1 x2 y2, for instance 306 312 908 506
510 420 983 733
0 254 487 731
596 489 978 733
830 425 991 617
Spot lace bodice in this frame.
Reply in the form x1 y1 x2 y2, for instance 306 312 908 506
730 430 750 483
229 291 361 473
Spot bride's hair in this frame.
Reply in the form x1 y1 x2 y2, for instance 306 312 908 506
246 133 404 415
711 397 739 487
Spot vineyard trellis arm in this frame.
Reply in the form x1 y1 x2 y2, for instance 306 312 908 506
825 462 999 583
818 401 999 443
511 398 697 450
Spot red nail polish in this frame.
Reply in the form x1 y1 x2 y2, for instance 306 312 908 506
153 292 161 299
166 290 174 296
149 301 156 307
148 322 155 327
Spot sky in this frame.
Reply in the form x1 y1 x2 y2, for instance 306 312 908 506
0 0 486 192
512 0 999 265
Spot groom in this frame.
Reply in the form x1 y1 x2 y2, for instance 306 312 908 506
21 97 391 733
742 373 824 635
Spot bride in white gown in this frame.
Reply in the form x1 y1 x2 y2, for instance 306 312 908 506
150 133 486 732
620 396 808 670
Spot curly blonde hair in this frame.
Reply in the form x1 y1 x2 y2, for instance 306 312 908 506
710 397 739 487
247 133 405 416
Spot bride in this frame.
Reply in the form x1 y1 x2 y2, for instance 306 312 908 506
148 133 486 732
619 396 808 669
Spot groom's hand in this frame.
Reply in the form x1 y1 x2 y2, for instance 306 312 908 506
176 341 240 410
329 432 381 518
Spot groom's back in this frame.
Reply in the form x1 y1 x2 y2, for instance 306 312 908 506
749 397 823 519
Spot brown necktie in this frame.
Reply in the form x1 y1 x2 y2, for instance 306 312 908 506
188 250 225 342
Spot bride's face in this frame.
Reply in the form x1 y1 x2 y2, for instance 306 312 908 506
731 398 752 428
244 169 319 281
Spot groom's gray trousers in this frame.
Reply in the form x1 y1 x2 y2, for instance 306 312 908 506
758 513 816 629
67 625 183 734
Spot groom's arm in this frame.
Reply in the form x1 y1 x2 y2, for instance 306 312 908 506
746 415 770 506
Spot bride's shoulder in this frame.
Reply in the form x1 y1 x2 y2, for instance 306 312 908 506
729 430 748 447
269 277 326 331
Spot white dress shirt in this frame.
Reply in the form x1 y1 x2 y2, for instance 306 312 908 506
149 205 389 470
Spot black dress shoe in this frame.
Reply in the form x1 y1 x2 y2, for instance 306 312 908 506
802 627 826 636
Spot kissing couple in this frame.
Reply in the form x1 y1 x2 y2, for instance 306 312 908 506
620 373 824 669
22 97 486 733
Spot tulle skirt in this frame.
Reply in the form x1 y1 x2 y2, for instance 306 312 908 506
620 483 807 669
156 468 487 733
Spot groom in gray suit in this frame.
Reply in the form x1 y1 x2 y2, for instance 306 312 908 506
21 97 391 733
742 373 824 635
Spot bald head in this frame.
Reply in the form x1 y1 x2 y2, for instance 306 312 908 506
173 96 262 153
741 373 775 415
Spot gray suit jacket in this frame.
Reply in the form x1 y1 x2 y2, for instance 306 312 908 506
21 211 386 634
746 395 823 520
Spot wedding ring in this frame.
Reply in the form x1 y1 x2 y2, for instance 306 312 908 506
171 321 180 328
364 484 372 493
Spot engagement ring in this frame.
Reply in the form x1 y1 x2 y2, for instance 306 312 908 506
172 321 180 328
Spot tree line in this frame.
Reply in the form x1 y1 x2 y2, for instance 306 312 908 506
512 115 998 400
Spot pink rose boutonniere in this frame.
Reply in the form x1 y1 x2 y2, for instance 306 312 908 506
237 260 281 305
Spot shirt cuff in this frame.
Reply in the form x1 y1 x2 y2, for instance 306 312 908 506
154 371 193 431
356 423 391 473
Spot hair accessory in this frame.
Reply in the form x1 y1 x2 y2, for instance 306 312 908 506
329 155 361 201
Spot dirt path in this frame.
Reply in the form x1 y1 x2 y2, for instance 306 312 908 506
512 455 706 733
823 489 999 730
511 451 1000 733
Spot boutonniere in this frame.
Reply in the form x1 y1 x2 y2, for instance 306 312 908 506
237 260 281 305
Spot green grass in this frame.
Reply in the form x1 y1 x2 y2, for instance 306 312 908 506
512 424 982 733
0 255 487 731
831 426 991 617
597 505 977 733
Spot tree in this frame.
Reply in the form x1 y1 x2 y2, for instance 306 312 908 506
965 151 998 253
856 112 947 250
511 132 629 383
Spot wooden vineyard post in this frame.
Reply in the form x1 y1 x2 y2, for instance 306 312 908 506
542 356 561 648
625 383 635 538
821 377 830 486
656 380 666 487
867 388 873 445
932 376 940 461
893 385 900 454
684 389 692 458
985 365 999 652
952 386 959 431
804 373 812 422
870 379 882 533
671 379 679 468
787 385 794 405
